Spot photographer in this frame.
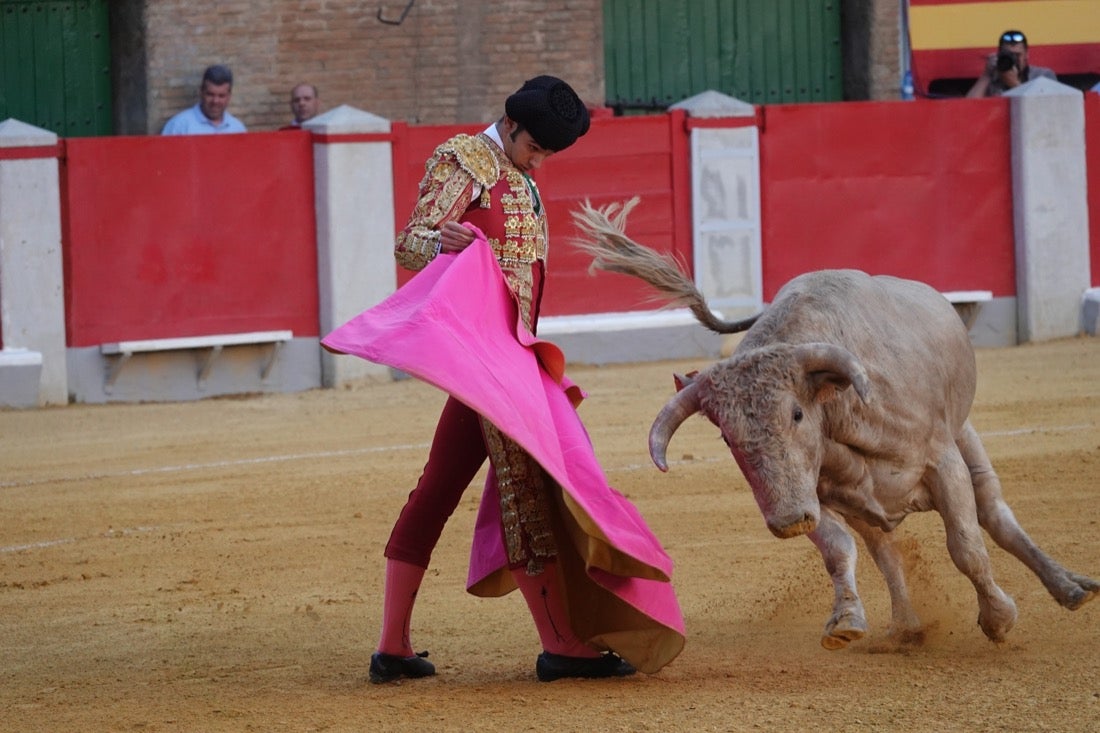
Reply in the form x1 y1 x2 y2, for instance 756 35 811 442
967 30 1057 98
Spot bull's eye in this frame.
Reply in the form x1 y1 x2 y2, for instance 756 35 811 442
792 406 804 423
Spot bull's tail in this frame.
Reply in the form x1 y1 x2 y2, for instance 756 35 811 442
570 197 758 335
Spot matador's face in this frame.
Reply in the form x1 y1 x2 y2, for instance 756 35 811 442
501 117 555 174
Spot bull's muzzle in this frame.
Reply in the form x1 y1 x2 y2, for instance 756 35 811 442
768 513 818 539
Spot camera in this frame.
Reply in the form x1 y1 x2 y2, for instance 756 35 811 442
996 50 1018 73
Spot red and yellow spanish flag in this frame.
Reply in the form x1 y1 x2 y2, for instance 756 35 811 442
908 0 1100 95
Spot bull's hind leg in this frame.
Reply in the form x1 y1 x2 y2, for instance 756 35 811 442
808 508 868 649
926 446 1017 642
958 422 1100 610
845 515 923 644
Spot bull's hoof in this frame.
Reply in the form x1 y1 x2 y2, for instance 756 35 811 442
1058 572 1100 611
978 590 1017 642
821 613 867 650
820 626 864 650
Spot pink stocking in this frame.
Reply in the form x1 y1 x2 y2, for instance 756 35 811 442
377 558 426 656
511 561 598 658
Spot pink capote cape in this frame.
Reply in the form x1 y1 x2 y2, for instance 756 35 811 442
321 237 685 673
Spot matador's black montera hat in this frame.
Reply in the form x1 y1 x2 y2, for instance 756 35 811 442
505 75 591 152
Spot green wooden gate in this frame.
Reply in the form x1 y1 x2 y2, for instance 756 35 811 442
603 0 842 111
0 0 112 136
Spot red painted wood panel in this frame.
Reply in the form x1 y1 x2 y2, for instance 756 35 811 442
33 98 1084 357
61 131 319 346
1087 93 1100 287
759 98 1016 300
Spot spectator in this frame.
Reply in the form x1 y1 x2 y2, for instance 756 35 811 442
967 30 1057 98
161 64 247 135
281 83 321 129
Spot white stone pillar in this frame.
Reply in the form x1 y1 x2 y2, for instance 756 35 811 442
1006 78 1090 342
669 90 762 319
0 119 67 406
305 105 398 386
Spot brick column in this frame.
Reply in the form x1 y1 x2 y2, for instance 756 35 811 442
0 120 67 406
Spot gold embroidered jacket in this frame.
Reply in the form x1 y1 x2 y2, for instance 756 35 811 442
395 133 548 327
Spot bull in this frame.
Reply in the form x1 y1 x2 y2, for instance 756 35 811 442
572 199 1098 649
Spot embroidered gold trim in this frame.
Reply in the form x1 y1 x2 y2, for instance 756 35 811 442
482 418 557 574
438 134 499 189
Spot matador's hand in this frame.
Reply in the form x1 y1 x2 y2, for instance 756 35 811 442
439 221 476 253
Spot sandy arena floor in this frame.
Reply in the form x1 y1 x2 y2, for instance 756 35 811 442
2 336 1099 732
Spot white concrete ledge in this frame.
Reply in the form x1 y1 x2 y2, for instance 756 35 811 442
0 349 43 408
0 348 43 367
1083 288 1100 337
538 308 710 335
98 330 293 392
942 290 993 331
100 330 292 355
942 290 992 304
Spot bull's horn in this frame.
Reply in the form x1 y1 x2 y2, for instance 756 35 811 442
649 380 703 472
792 343 872 404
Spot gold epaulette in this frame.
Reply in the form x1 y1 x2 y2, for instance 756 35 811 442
435 134 499 189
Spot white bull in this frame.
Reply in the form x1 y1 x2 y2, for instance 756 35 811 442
572 199 1098 649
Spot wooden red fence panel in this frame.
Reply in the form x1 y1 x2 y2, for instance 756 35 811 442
62 131 319 347
759 98 1016 300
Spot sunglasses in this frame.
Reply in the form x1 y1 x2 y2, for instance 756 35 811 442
1000 31 1026 43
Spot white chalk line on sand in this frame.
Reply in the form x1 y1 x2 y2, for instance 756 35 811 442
983 423 1091 437
0 443 430 491
3 423 1090 492
1 526 169 555
1 423 1090 555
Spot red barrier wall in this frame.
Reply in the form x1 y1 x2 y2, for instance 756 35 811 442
391 113 691 317
759 98 1015 300
62 131 319 347
49 97 1091 356
1086 93 1100 287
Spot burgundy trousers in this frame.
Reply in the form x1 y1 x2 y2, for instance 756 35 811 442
384 396 489 568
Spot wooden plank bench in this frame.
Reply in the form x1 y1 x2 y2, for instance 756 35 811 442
942 290 993 330
100 330 293 391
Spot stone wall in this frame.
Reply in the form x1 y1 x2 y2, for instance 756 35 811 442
842 0 903 101
112 1 903 134
868 0 903 100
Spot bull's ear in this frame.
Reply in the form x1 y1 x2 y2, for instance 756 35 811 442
808 371 856 403
673 370 699 392
792 343 872 405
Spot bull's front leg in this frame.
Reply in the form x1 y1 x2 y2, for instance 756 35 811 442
927 446 1018 642
808 508 868 649
844 515 924 644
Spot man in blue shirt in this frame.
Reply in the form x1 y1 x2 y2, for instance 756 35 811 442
161 65 247 135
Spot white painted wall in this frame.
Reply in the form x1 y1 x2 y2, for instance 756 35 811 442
307 106 398 386
0 119 67 406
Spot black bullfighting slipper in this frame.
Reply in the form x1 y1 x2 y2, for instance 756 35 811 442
535 651 637 682
369 650 436 684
